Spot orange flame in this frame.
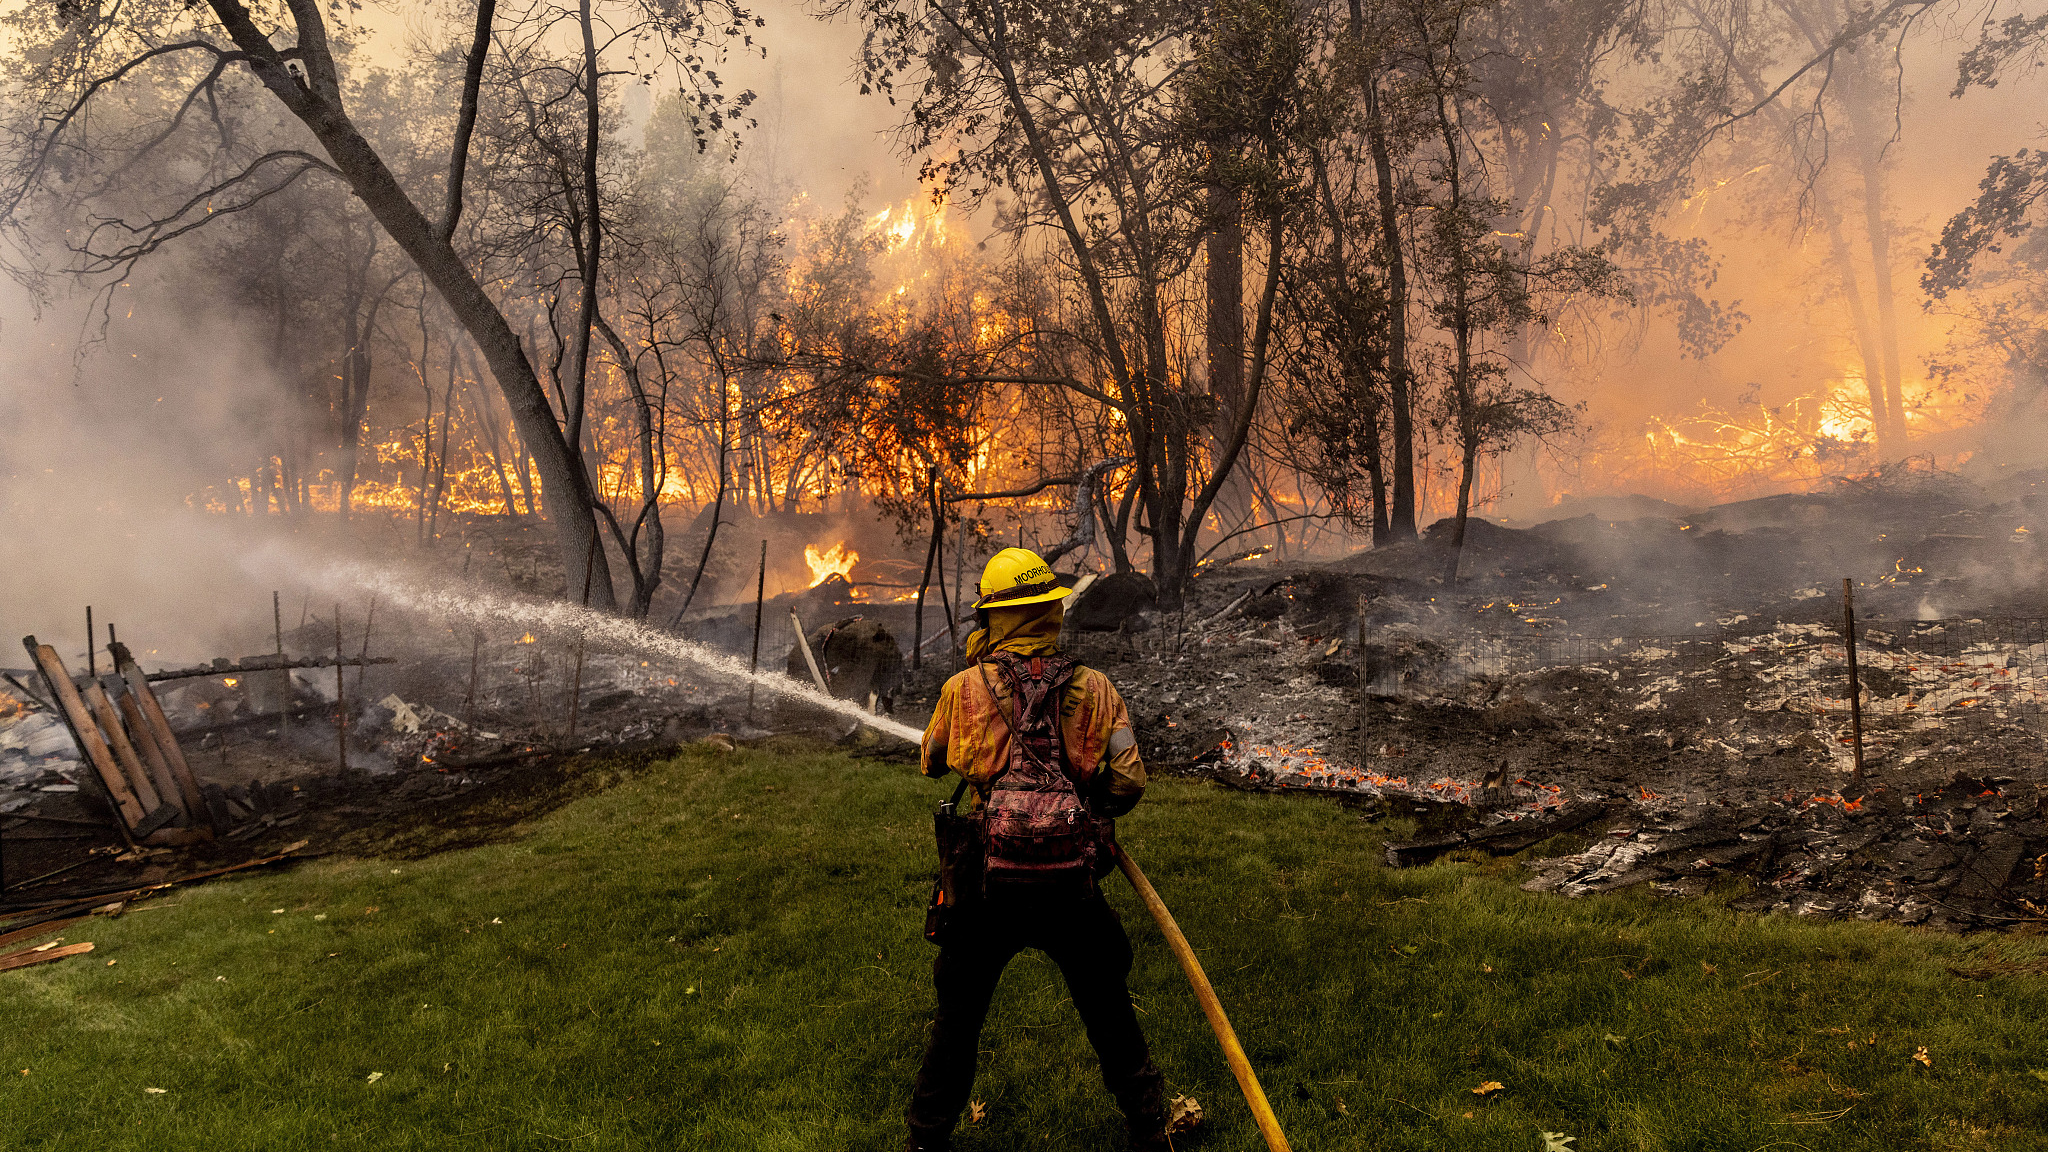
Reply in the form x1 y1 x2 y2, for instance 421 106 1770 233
805 543 859 587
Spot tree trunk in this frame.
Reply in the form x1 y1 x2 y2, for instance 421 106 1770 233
1428 45 1478 580
664 473 725 629
1367 76 1417 542
912 469 941 671
1310 137 1390 543
471 373 522 518
414 290 435 542
510 433 537 518
427 353 456 539
415 352 433 540
664 372 733 630
337 261 366 520
1206 180 1246 426
1103 480 1137 573
562 0 605 459
210 0 616 609
1855 146 1906 449
1835 53 1907 450
593 315 667 619
1451 437 1478 580
1815 185 1888 452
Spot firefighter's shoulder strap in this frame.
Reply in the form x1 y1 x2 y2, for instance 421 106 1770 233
976 652 1081 787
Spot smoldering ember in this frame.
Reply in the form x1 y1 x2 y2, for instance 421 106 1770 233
6 0 2048 1148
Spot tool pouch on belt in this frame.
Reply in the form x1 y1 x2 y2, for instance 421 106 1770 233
926 778 980 945
979 651 1115 898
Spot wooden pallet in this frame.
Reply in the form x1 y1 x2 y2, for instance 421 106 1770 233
20 636 212 847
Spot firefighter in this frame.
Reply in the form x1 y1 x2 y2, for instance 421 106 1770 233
906 547 1168 1152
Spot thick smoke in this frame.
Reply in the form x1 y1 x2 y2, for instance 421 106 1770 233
0 274 345 665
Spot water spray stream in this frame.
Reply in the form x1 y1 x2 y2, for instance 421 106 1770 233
310 562 925 744
306 561 1287 1147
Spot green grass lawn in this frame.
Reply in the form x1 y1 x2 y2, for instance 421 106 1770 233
4 740 2047 1151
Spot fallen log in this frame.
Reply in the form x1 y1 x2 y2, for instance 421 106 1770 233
142 653 396 683
1384 799 1616 868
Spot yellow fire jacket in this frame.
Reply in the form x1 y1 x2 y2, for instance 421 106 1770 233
920 659 1147 816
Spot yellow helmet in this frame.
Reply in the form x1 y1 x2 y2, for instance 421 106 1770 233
973 547 1070 609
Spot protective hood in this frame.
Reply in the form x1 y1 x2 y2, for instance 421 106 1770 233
963 601 1064 663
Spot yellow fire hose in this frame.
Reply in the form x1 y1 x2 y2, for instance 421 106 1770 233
856 714 1290 1147
1115 845 1293 1152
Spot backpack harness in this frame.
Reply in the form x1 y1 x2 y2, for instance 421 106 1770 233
927 652 1117 940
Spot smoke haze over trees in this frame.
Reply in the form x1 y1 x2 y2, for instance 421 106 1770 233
3 0 2048 613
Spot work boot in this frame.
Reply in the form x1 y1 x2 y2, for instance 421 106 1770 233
1127 1125 1172 1152
1122 1057 1171 1147
1121 1086 1171 1152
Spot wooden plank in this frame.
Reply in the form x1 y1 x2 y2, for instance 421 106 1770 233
0 917 86 952
79 679 163 813
0 846 313 932
22 639 145 834
115 687 186 822
0 941 94 973
142 827 209 847
110 642 212 834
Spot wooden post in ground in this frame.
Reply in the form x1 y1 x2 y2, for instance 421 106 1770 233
913 472 940 672
111 641 212 834
1358 595 1368 767
928 474 958 650
790 609 829 693
748 539 767 716
1843 577 1866 780
334 608 347 773
567 531 598 741
356 596 377 700
463 630 481 730
85 606 94 678
23 638 140 845
273 590 290 730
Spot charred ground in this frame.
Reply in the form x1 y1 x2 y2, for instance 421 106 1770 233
9 466 2048 933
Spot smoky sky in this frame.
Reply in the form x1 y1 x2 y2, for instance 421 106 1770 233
5 0 2048 658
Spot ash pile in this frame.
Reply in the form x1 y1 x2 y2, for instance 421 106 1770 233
1 561 922 900
1065 466 2048 932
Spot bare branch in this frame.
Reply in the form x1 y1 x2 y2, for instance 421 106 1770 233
441 0 500 241
0 41 236 225
1690 0 1936 147
69 150 340 278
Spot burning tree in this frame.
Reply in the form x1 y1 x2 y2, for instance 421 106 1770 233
840 0 1321 607
0 0 761 612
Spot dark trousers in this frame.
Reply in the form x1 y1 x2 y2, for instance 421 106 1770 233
906 890 1164 1142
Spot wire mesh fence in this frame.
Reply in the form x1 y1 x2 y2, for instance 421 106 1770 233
1877 617 2048 659
1362 615 2048 716
1362 627 1729 679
